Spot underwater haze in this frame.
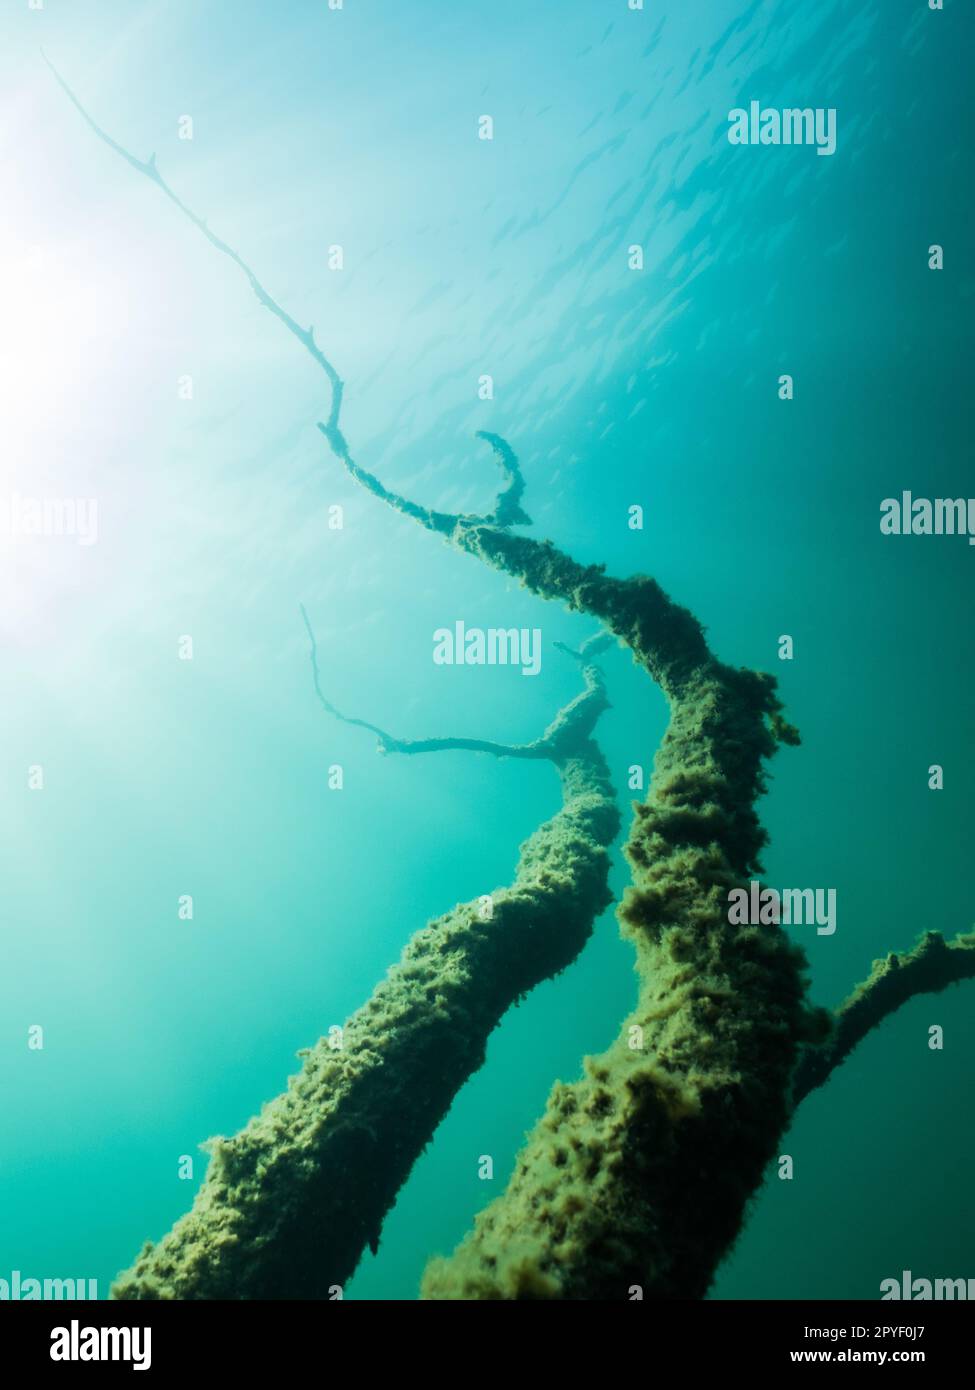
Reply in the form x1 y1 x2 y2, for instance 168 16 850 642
0 0 972 1301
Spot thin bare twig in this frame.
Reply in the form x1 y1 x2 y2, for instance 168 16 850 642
43 51 530 532
298 603 609 763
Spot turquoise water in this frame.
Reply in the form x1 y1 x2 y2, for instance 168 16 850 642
0 0 971 1301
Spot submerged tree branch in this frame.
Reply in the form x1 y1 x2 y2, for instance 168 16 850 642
794 929 975 1105
111 621 620 1299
